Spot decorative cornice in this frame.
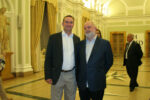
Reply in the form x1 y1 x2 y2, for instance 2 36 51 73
67 0 83 5
67 0 83 4
102 15 150 20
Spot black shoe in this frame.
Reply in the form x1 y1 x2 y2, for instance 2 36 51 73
135 84 139 87
130 87 135 92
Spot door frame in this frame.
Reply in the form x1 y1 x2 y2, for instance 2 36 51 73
145 30 150 57
110 31 126 57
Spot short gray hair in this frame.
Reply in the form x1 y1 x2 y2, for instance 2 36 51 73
128 33 134 39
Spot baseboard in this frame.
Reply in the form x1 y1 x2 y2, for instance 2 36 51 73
14 71 33 77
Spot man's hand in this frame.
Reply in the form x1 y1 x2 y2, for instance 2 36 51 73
45 79 53 84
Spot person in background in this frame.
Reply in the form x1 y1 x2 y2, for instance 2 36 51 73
0 43 12 100
76 21 113 100
96 28 102 38
123 33 143 92
44 15 80 100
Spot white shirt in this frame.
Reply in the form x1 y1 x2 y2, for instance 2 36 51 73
86 35 97 87
62 31 75 70
86 35 97 63
125 40 133 59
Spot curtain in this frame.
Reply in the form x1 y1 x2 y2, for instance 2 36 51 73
31 0 57 72
31 0 45 72
31 0 36 6
43 0 57 10
31 0 57 10
47 2 57 34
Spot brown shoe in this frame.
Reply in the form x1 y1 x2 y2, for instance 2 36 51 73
8 98 13 100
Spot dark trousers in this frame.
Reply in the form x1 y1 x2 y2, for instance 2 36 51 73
79 88 104 100
126 65 138 87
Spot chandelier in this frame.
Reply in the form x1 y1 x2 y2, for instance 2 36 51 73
82 0 110 16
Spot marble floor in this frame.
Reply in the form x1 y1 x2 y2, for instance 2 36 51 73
2 57 150 100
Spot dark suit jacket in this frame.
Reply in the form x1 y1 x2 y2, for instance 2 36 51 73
44 32 80 85
76 37 113 91
123 41 143 67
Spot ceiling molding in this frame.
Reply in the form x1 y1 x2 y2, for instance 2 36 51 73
143 0 148 15
102 15 150 21
127 6 144 10
119 0 127 15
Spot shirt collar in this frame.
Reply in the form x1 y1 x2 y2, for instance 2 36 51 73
128 40 133 45
62 31 73 38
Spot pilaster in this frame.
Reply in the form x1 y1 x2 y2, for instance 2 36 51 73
15 0 33 74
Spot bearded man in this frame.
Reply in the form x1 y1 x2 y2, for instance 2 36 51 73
76 21 113 100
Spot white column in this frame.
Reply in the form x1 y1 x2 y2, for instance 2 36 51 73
15 0 33 73
89 10 97 24
57 0 65 31
74 3 83 38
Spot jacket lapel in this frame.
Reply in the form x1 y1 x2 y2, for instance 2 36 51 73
128 41 135 52
58 32 63 61
82 40 87 64
87 37 99 64
73 35 77 56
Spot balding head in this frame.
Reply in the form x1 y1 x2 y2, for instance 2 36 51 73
84 21 95 27
127 33 134 42
84 21 96 40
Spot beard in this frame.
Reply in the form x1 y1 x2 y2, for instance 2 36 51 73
85 32 95 39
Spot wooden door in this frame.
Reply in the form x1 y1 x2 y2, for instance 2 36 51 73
145 31 150 57
110 32 126 57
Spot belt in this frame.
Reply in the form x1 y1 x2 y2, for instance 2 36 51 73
61 67 75 72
